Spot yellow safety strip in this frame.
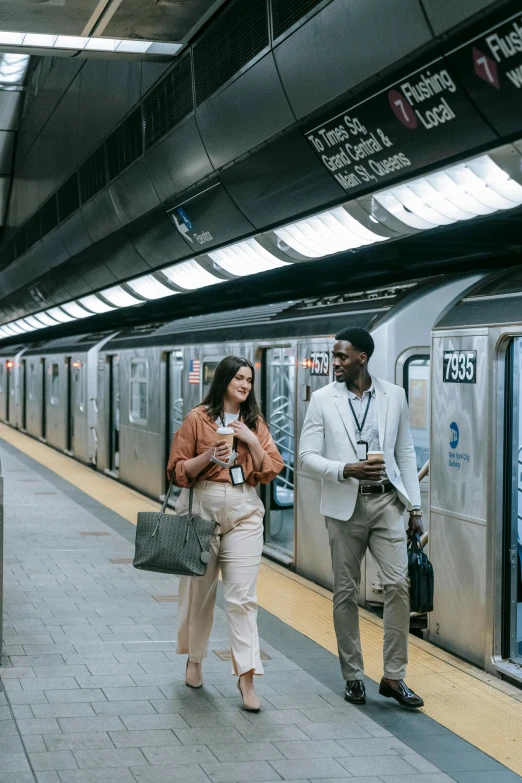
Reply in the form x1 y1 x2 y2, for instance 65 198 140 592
1 422 522 774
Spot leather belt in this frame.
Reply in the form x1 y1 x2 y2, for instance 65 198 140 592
359 481 394 496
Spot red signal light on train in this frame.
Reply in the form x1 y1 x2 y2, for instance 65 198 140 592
301 358 313 369
6 361 13 368
72 361 81 368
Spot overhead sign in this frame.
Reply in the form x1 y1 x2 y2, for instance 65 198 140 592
304 57 495 197
447 11 522 137
165 180 253 252
443 350 477 384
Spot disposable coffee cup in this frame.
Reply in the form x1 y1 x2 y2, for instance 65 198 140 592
367 450 384 462
216 426 234 449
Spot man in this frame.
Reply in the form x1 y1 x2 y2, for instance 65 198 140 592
299 327 424 708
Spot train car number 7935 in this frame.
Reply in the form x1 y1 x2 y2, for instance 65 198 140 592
443 350 477 384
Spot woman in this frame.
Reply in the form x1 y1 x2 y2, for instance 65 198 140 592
167 355 284 712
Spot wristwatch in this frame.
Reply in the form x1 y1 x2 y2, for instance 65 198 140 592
410 507 423 517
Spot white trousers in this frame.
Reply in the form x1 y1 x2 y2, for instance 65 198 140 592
175 481 265 676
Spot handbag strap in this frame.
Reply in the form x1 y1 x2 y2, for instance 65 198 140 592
159 482 208 553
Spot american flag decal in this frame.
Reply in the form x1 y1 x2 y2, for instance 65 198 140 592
189 359 201 384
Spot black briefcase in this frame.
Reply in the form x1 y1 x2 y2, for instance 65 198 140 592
408 534 434 614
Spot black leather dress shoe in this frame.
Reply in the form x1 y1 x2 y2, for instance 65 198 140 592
379 678 424 708
344 679 366 704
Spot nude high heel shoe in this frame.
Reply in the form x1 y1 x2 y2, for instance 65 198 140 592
185 660 202 689
237 677 261 712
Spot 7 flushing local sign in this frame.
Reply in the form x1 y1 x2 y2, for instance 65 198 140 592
305 56 494 196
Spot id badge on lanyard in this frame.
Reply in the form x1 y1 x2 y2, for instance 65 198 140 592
356 441 368 461
230 464 245 485
349 394 372 462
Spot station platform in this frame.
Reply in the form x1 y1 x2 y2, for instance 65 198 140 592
1 424 521 783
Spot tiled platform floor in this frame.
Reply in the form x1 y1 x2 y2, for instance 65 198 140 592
0 441 520 783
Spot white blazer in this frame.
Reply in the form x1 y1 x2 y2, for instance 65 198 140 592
298 377 421 521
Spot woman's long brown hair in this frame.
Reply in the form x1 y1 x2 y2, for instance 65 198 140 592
201 355 262 430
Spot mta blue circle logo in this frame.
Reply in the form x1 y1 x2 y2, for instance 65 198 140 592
449 422 459 449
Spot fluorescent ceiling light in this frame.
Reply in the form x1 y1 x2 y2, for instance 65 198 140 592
46 307 75 323
127 274 175 300
23 316 44 330
78 294 115 314
0 32 24 46
84 37 120 51
23 33 57 47
467 156 522 205
0 326 14 337
13 319 35 332
33 312 59 327
0 30 183 56
55 36 88 49
1 324 20 335
209 239 288 276
60 301 92 319
116 40 150 53
6 322 25 334
162 260 223 290
100 285 142 308
274 207 383 258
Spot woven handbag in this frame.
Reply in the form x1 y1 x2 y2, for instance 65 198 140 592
133 482 216 576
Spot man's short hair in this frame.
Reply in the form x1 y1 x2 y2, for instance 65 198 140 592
334 327 375 358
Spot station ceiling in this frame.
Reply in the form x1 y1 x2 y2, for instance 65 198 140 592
0 0 224 43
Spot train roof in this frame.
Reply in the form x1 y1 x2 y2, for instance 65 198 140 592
22 330 116 357
102 277 437 350
434 268 522 329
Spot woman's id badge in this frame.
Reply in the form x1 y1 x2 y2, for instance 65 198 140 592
356 440 368 461
230 465 245 486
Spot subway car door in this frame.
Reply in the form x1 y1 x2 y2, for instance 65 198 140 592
295 341 334 585
5 360 12 421
261 345 296 564
108 355 120 475
41 358 47 440
505 337 522 668
21 359 27 431
65 357 74 453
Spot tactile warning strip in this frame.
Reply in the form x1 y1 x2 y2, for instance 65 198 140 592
257 559 522 776
2 422 522 773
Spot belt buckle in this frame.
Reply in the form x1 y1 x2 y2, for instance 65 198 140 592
360 485 371 495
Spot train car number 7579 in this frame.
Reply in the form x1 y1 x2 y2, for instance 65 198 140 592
443 350 477 384
310 351 330 376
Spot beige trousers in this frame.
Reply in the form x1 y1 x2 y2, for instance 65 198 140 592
176 481 265 676
326 490 409 681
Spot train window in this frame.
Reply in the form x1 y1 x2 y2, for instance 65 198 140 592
170 351 184 442
74 362 85 411
50 363 60 405
404 355 430 471
265 346 295 557
202 361 219 396
130 359 148 424
50 362 60 404
29 363 37 400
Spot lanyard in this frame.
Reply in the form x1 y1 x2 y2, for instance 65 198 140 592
348 393 372 437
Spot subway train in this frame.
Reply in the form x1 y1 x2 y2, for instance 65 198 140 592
0 267 521 685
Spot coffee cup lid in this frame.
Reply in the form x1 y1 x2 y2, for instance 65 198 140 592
216 426 234 434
